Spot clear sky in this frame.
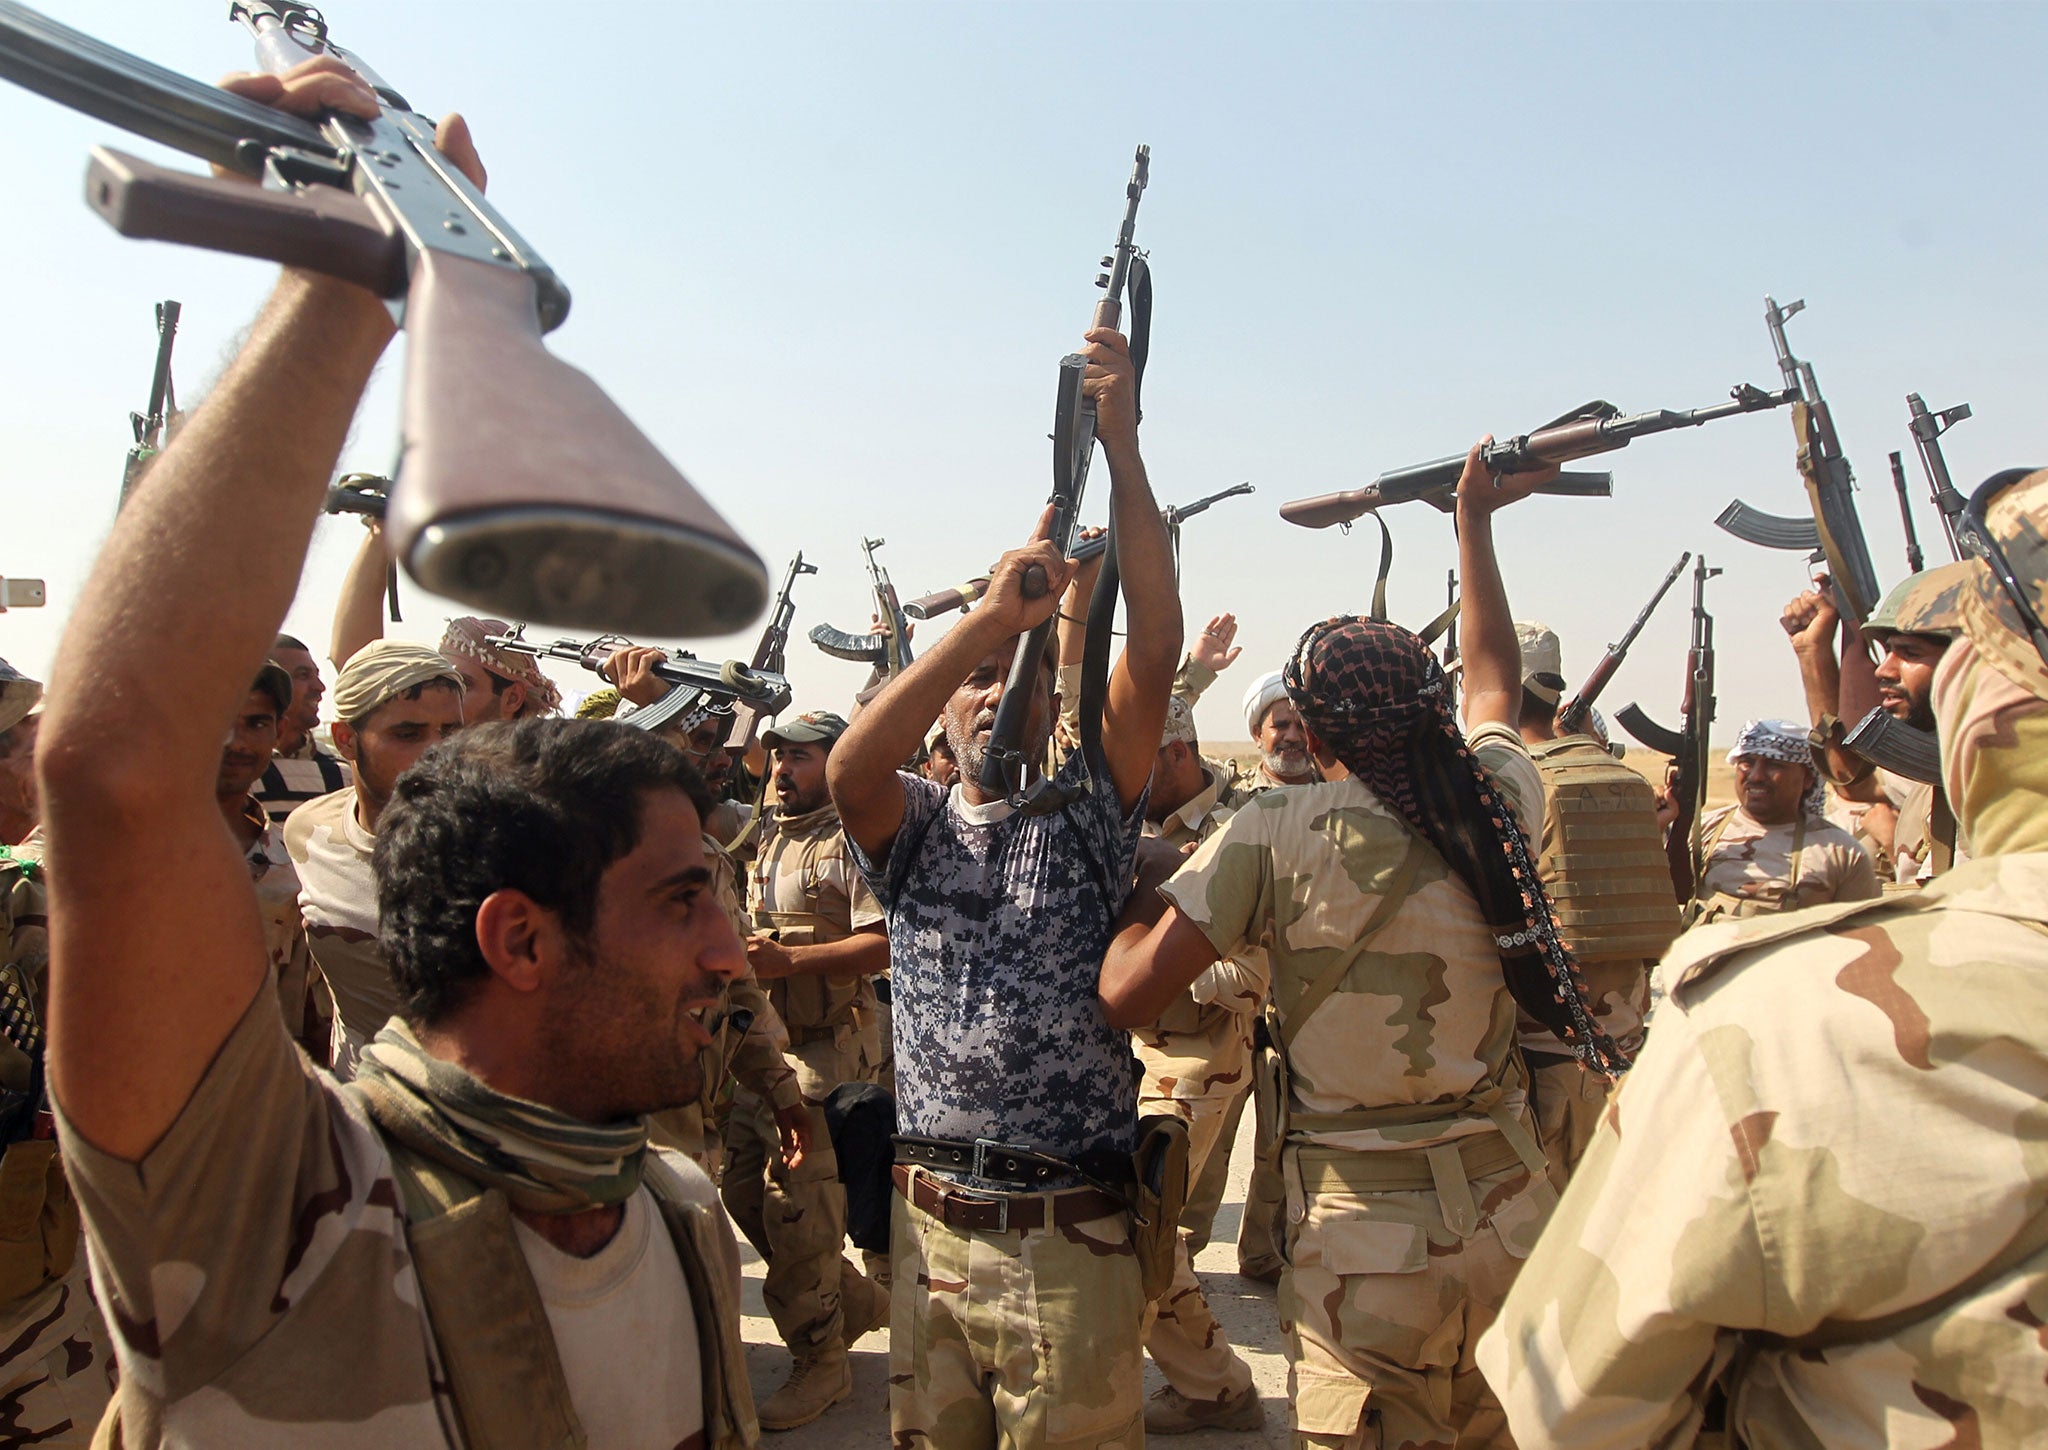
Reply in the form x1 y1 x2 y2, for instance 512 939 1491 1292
3 0 2041 746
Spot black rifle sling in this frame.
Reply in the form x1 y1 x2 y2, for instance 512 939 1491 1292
1369 514 1394 622
1126 254 1153 424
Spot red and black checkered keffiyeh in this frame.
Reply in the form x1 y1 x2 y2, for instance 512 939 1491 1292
1283 616 1627 1075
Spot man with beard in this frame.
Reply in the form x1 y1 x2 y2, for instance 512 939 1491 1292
1241 670 1321 791
217 663 324 1056
1690 719 1880 922
920 726 958 789
605 644 753 845
729 710 890 1428
1478 471 2048 1449
37 59 754 1446
1785 567 1971 882
831 324 1180 1449
253 632 350 826
287 641 466 1077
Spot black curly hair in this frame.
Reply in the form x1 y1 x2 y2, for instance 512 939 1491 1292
372 717 715 1025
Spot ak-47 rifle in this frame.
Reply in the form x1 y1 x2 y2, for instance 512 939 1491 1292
726 551 816 751
1616 555 1721 905
1716 297 1883 623
119 299 181 507
321 472 402 621
1278 382 1796 531
1842 707 1941 785
809 538 913 678
488 629 791 736
0 1 766 636
902 482 1251 620
1906 392 1971 560
980 145 1152 811
1888 453 1926 576
1557 550 1690 736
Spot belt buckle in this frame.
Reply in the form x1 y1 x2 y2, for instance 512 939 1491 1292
970 1139 1011 1231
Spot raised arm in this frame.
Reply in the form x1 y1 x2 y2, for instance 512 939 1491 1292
329 517 390 669
1782 582 1877 799
1087 328 1182 811
38 64 481 1162
829 515 1074 858
1456 439 1560 731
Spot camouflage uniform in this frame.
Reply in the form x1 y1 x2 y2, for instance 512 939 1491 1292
1477 854 2048 1446
727 799 886 1359
237 794 328 1056
1137 752 1263 1406
285 786 400 1078
1159 721 1556 1450
1694 802 1882 920
1522 738 1679 1186
0 832 113 1445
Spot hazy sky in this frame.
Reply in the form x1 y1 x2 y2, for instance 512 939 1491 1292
3 0 2040 745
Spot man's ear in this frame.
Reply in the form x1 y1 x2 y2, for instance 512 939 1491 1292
501 679 528 719
330 720 360 765
474 889 555 993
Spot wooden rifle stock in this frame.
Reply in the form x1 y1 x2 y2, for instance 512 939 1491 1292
1280 471 1613 529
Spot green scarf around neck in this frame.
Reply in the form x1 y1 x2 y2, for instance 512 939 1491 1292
350 1019 647 1215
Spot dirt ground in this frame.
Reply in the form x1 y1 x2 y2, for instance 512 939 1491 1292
738 1105 1295 1449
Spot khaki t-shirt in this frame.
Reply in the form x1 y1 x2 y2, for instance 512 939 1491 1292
285 787 400 1077
60 989 729 1446
1696 804 1882 917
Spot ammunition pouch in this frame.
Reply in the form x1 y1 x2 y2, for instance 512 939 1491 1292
0 1138 77 1306
1128 1114 1189 1304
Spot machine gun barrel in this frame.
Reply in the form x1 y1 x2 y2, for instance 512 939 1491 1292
1556 550 1690 735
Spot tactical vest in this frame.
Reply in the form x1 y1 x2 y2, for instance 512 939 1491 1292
751 819 871 1041
1530 737 1682 963
378 1138 754 1450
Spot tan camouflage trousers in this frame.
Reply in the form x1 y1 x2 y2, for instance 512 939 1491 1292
1280 1151 1554 1450
890 1184 1144 1450
1237 1086 1288 1277
1530 1056 1613 1193
721 1025 872 1354
1139 1091 1254 1403
0 1260 114 1447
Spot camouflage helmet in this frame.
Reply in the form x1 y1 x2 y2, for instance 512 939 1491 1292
1955 467 2048 701
1863 562 1971 644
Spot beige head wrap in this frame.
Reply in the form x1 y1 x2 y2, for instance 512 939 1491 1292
333 641 465 725
439 617 564 716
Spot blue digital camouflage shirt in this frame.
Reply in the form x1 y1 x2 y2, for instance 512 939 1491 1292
851 752 1145 1186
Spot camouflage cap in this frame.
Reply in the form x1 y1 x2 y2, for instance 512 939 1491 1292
0 658 41 736
1865 561 1972 642
1160 694 1198 749
1515 621 1565 704
763 710 851 748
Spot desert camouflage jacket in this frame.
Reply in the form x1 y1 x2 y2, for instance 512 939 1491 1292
1478 851 2048 1448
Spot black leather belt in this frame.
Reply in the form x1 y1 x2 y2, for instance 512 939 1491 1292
894 1134 1081 1188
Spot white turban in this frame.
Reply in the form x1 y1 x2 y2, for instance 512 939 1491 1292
1242 670 1287 737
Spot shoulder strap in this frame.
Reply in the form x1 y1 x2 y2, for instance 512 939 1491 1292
643 1156 757 1450
1274 836 1423 1053
379 1140 585 1450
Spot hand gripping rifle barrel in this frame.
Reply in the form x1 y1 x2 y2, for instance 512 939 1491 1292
1279 385 1795 530
322 472 402 619
807 538 913 675
1715 296 1883 623
1906 392 1972 561
1556 549 1690 736
0 0 769 637
903 482 1251 621
979 144 1150 808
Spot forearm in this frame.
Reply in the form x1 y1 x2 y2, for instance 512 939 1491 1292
1836 619 1882 724
772 929 889 981
1791 642 1842 728
330 524 391 669
1098 908 1219 1030
44 273 391 806
1454 502 1516 724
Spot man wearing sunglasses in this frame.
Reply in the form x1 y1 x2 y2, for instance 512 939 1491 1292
1480 467 2048 1447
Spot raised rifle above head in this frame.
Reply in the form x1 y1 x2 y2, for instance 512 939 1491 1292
322 472 402 620
1715 296 1883 623
118 299 180 508
980 144 1153 813
1616 554 1722 907
808 537 913 678
0 0 769 637
1906 392 1972 561
1278 376 1797 533
488 627 792 737
1557 549 1691 737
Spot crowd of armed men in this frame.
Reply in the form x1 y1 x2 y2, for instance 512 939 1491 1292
3 65 2047 1450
